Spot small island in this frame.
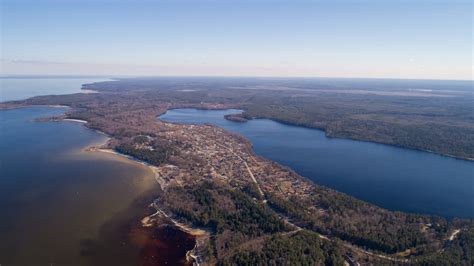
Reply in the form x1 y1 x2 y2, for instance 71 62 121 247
224 113 248 123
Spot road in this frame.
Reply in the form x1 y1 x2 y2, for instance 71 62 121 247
210 143 463 264
215 142 265 198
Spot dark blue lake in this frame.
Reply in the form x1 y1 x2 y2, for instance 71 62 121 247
160 108 474 219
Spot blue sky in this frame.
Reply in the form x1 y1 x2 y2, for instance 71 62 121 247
1 0 472 79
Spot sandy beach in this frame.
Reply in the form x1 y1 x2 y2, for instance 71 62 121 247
76 122 209 265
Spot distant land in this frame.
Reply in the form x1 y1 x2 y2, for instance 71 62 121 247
6 76 471 159
1 77 473 265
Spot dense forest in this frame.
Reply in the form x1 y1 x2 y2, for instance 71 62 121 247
267 192 443 254
158 182 473 265
220 231 345 266
416 225 474 265
115 135 175 165
159 182 349 264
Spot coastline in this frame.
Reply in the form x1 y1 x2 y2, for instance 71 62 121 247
0 106 169 265
73 119 209 265
2 103 471 161
90 147 210 265
63 118 88 123
1 104 469 264
44 115 203 265
81 89 99 94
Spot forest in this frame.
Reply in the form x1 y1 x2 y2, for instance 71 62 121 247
159 182 349 264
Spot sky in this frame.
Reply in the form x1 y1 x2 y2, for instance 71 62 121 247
1 0 472 80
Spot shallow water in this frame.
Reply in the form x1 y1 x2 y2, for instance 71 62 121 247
0 107 194 265
0 107 156 264
160 108 474 218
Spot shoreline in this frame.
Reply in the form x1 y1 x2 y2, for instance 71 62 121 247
81 89 98 94
63 118 88 123
247 114 474 162
158 110 474 220
76 121 210 265
91 147 210 265
53 115 206 265
160 107 474 162
2 104 468 264
2 104 472 161
69 130 204 265
68 108 473 219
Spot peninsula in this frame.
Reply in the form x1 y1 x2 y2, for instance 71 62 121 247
1 77 473 265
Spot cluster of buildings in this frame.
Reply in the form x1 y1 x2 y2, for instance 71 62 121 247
139 121 317 207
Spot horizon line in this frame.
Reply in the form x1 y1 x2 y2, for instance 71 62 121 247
1 74 472 82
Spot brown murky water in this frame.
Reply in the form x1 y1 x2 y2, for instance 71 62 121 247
0 107 195 265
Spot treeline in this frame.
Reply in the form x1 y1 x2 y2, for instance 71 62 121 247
220 230 345 266
116 143 166 165
168 182 288 237
243 94 474 160
114 135 177 165
224 113 248 123
267 192 445 254
415 226 474 265
161 182 351 264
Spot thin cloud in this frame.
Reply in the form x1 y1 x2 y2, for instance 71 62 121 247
4 59 73 65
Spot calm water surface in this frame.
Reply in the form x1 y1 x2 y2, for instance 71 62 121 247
0 79 194 265
160 108 474 218
0 77 110 102
0 107 158 265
